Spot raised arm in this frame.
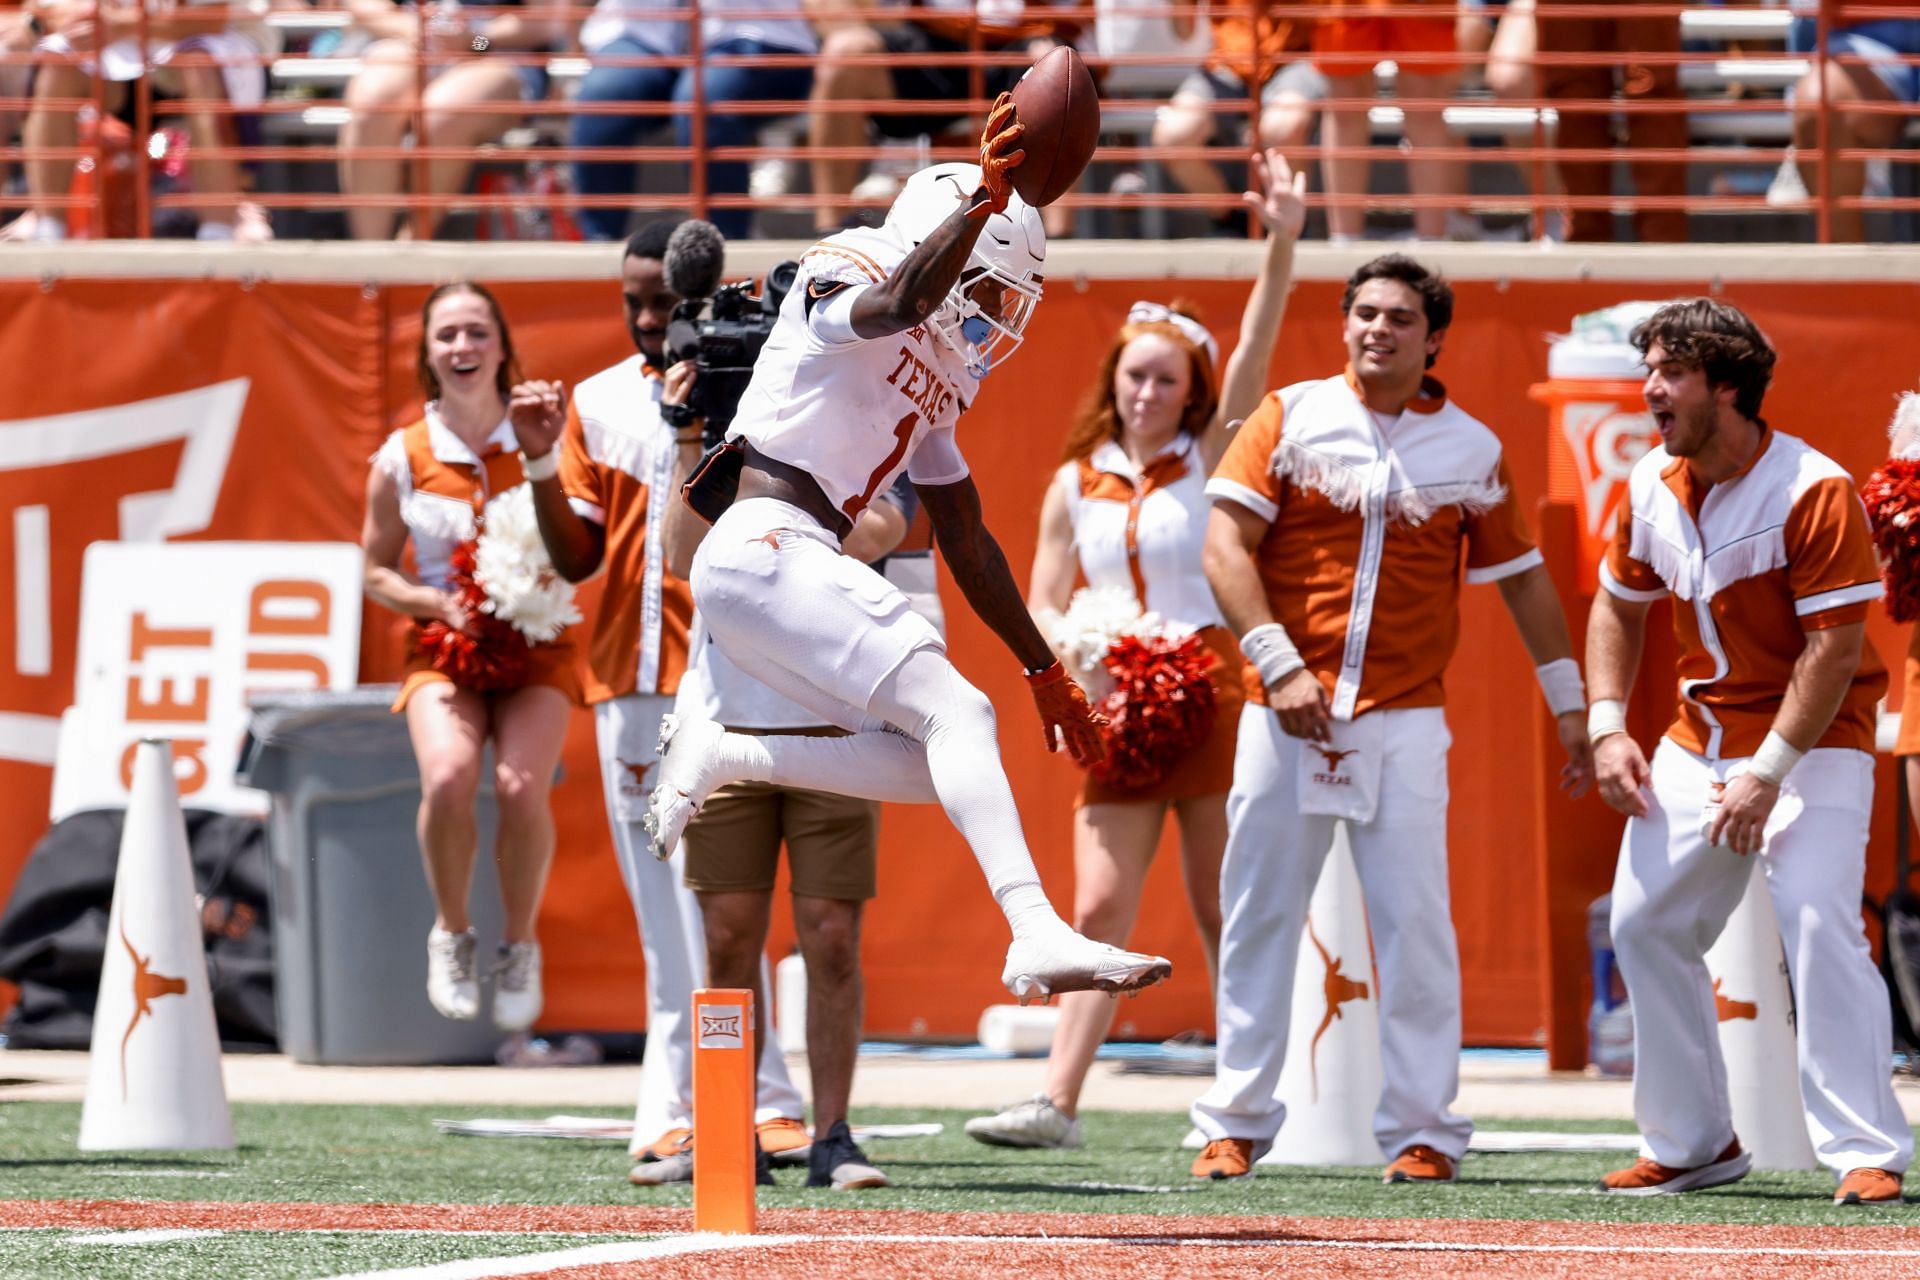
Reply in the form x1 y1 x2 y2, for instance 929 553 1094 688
1205 151 1308 468
509 380 605 583
846 94 1025 339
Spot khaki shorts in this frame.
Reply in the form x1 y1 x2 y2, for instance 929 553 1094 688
682 767 880 902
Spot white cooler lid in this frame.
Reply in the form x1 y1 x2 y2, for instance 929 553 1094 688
1546 300 1669 381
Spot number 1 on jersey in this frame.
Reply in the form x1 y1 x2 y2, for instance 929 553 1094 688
842 410 920 522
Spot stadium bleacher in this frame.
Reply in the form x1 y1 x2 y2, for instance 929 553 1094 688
3 2 1915 242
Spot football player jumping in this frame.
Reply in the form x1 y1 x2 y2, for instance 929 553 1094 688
650 96 1173 1002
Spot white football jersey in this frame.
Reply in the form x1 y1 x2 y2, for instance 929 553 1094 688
731 226 974 523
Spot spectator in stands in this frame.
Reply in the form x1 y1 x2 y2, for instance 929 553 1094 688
805 0 1076 237
1150 4 1324 235
18 0 275 241
362 282 580 1031
339 0 566 240
1316 0 1471 241
1534 0 1687 243
0 5 28 164
570 0 814 242
1458 0 1565 240
1786 4 1920 243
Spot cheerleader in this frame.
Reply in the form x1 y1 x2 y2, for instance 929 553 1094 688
361 282 580 1032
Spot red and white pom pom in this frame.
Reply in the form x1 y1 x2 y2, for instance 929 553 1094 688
417 539 531 691
474 484 582 644
1087 631 1218 794
1864 394 1920 623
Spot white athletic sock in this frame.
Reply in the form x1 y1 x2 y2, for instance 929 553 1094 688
867 650 1062 938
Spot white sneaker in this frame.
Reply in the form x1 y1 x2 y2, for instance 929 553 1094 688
426 927 479 1021
964 1094 1082 1149
491 941 543 1031
641 714 729 861
1000 927 1172 1005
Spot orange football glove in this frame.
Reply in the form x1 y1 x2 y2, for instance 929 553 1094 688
972 91 1026 214
1025 659 1107 766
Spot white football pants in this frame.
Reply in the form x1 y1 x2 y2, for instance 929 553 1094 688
1192 704 1473 1162
596 694 805 1149
1611 739 1912 1175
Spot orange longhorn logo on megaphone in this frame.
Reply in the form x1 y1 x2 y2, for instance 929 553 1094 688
119 919 188 1102
1307 916 1371 1103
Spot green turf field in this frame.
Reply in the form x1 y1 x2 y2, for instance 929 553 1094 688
1 1101 1912 1230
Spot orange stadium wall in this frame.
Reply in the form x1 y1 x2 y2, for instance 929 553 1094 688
3 267 1916 1060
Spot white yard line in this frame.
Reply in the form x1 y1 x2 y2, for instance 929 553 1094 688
319 1229 1920 1279
321 1233 807 1279
62 1229 225 1245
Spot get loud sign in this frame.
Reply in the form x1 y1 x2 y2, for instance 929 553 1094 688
50 542 364 819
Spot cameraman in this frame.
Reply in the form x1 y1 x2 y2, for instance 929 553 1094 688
509 220 811 1186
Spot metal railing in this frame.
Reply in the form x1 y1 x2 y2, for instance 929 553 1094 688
0 1 1914 242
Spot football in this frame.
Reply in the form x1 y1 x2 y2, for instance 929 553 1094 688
1007 46 1101 208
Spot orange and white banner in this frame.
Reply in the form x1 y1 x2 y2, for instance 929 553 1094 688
50 541 364 820
3 270 1915 1045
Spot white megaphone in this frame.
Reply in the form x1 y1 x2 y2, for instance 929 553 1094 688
78 740 233 1151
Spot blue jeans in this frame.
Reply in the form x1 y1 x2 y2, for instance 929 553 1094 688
569 36 812 240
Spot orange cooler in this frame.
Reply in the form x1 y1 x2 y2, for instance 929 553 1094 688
1529 302 1665 592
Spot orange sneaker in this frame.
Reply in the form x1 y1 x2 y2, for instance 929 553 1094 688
637 1126 691 1162
1383 1144 1458 1183
1191 1137 1268 1181
1601 1138 1750 1195
1835 1168 1904 1206
757 1116 814 1167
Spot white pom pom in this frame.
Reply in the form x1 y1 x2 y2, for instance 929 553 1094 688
474 484 583 644
1891 392 1920 461
1037 585 1205 703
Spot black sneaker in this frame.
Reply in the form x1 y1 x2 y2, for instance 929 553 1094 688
805 1120 890 1189
756 1140 776 1188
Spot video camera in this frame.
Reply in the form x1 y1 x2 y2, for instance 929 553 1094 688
664 260 798 447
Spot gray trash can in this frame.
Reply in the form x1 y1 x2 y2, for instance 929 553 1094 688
237 687 507 1065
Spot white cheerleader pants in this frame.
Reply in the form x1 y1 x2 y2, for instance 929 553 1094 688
1191 704 1473 1162
596 694 805 1145
1611 739 1912 1175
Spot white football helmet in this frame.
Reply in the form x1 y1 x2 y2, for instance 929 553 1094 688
885 162 1046 379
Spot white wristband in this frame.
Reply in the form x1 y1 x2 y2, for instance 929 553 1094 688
1587 699 1627 745
1535 658 1587 718
1748 730 1804 787
1239 622 1304 688
521 450 559 482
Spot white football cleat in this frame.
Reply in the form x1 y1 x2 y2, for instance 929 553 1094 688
1001 928 1172 1005
640 714 729 861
